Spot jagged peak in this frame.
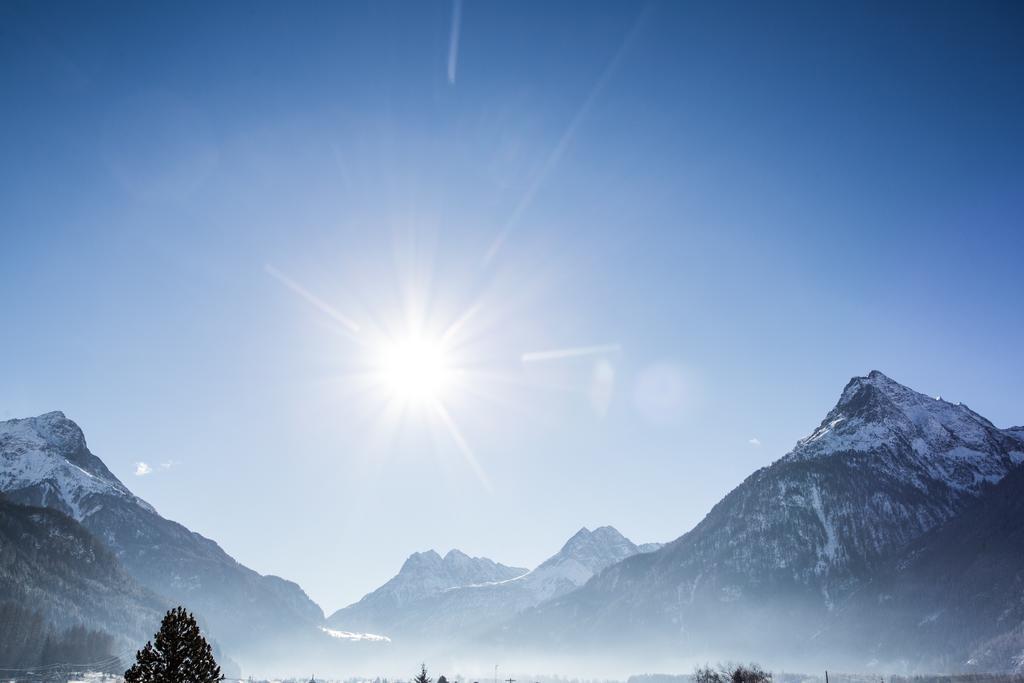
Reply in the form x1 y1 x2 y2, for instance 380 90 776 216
398 548 518 575
0 411 86 452
555 524 633 558
561 526 593 548
785 371 1014 481
837 370 920 408
834 371 996 427
1 410 70 426
401 549 442 568
526 524 643 590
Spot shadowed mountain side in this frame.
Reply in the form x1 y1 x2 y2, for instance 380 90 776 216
820 463 1024 671
0 496 166 648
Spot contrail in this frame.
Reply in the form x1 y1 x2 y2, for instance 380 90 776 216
483 4 652 266
447 0 463 85
521 343 621 363
265 264 361 333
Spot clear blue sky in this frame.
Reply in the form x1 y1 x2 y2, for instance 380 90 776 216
2 0 1023 611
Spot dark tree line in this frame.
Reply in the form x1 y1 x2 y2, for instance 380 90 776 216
0 602 118 671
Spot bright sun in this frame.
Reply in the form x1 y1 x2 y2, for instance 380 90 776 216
378 336 452 401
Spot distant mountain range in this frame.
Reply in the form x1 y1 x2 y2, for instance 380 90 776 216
325 549 528 634
2 371 1023 674
326 525 662 642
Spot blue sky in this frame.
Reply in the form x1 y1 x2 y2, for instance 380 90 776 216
2 0 1023 611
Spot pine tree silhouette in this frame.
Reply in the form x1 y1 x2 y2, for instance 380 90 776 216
414 664 432 683
125 607 223 683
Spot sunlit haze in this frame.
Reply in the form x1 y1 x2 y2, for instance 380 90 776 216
2 1 1023 621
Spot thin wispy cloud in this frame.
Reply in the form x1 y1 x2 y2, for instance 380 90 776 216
447 0 463 85
748 437 761 447
135 461 179 476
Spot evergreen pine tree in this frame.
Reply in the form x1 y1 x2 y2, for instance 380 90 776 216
125 607 223 683
414 664 432 683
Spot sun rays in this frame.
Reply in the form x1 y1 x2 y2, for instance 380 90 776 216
266 259 620 494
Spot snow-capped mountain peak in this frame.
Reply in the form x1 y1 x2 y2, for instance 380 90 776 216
0 411 153 519
786 371 1024 492
542 525 639 573
330 547 527 626
11 410 85 449
503 525 655 604
399 549 443 571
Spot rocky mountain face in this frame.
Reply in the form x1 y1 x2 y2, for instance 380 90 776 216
503 372 1024 667
0 412 324 664
328 525 660 642
0 495 166 648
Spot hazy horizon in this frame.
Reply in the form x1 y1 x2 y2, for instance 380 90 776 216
3 1 1023 613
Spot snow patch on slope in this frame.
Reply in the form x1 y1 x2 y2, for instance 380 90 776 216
809 484 839 569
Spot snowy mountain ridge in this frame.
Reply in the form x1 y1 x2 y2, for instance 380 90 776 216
0 411 154 519
375 548 528 607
